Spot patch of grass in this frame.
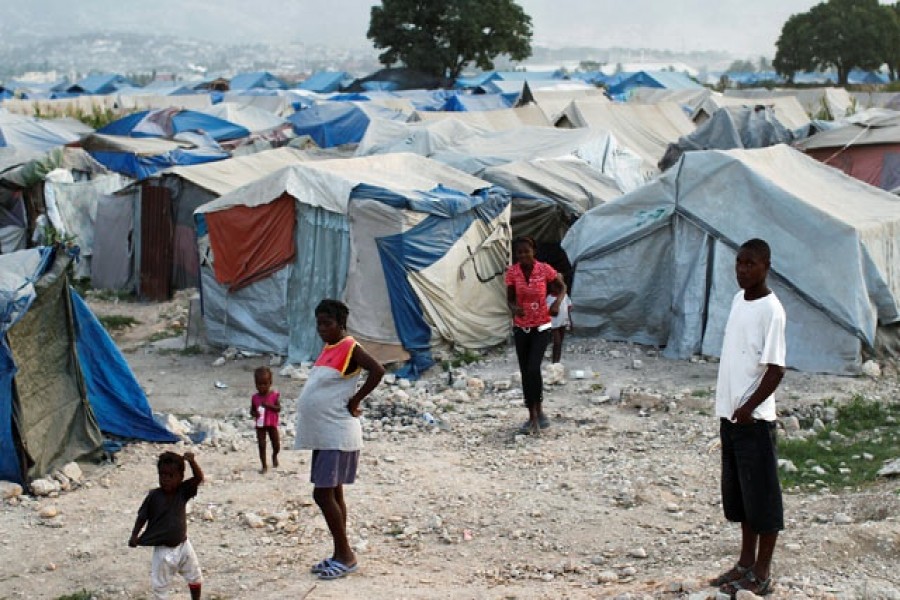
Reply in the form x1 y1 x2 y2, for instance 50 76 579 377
442 349 481 370
148 326 185 342
98 314 140 331
779 395 900 491
55 591 97 600
691 388 710 398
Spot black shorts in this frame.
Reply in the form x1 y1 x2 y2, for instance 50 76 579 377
720 418 784 534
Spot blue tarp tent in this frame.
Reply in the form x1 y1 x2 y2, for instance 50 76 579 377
82 132 229 180
0 248 175 484
286 102 405 148
230 71 288 91
68 73 133 95
98 109 249 142
299 71 351 93
607 71 702 100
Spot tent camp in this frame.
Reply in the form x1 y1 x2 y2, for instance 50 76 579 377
562 145 900 375
724 87 852 120
193 153 511 375
0 247 175 484
795 109 900 193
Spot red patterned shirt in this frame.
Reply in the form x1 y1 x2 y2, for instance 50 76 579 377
505 261 558 329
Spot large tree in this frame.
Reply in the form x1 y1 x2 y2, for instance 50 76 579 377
367 0 533 84
774 0 897 85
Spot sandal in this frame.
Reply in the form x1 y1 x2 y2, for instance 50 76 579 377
310 558 333 574
538 415 550 429
709 562 753 587
318 559 358 580
720 569 772 597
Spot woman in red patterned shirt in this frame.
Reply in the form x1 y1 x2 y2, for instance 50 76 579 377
505 236 566 435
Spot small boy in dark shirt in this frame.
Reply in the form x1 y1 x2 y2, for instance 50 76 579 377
129 451 204 600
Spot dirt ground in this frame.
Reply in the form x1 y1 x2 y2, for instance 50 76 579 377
1 292 899 600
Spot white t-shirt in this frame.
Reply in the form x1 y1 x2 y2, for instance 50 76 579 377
715 290 786 422
546 294 572 329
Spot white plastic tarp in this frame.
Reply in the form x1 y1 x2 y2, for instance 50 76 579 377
563 144 900 375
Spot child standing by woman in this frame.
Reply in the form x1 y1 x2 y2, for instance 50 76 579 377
250 366 281 474
295 299 384 580
546 278 573 364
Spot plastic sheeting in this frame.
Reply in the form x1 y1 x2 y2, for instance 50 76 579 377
98 109 250 142
659 107 796 171
563 145 900 375
357 120 645 193
6 260 103 482
286 102 406 148
70 291 176 442
205 194 296 291
346 185 511 376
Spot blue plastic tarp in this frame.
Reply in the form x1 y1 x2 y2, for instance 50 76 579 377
99 110 249 142
287 103 371 148
70 291 177 443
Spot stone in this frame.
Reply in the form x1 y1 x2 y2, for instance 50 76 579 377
781 416 800 433
398 378 412 389
812 418 826 432
243 513 265 528
212 357 226 367
39 506 59 518
834 513 852 524
60 462 82 483
665 502 680 513
877 458 900 477
30 478 60 496
466 378 485 398
492 379 512 391
542 362 567 385
597 570 619 583
862 360 881 378
0 481 23 499
382 373 397 386
628 547 648 558
631 359 643 370
778 459 798 473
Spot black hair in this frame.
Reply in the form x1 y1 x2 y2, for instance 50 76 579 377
254 366 272 382
740 238 771 262
512 236 536 252
315 298 349 330
157 451 184 475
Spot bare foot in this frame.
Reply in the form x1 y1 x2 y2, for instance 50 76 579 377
272 455 279 468
260 466 268 474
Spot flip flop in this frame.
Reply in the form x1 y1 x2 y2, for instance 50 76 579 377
318 559 358 580
538 415 551 429
310 558 333 574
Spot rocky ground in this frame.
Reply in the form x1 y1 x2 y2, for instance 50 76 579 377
0 292 898 600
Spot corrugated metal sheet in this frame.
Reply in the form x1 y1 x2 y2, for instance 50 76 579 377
139 183 173 301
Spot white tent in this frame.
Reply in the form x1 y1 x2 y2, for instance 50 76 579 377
563 145 900 375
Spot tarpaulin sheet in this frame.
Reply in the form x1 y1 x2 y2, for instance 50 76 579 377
205 193 296 292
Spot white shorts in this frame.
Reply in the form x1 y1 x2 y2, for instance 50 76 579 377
150 539 202 599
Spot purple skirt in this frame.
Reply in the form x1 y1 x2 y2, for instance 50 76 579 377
310 450 359 488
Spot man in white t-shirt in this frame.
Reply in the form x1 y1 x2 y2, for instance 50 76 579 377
710 238 786 598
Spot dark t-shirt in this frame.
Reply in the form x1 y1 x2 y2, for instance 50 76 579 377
136 477 200 547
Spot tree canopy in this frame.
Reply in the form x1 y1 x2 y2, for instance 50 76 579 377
774 0 900 84
367 0 533 85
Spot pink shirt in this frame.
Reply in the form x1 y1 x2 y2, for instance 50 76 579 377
505 261 558 329
251 391 281 428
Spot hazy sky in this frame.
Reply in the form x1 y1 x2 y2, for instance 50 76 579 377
2 0 854 57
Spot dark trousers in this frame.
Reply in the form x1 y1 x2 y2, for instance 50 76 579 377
513 327 551 407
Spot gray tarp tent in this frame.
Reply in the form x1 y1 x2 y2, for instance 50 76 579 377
562 145 900 375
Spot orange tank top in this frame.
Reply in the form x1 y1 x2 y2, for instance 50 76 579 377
313 336 358 376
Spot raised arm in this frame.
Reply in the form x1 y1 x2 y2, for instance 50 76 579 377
347 344 385 417
183 452 204 484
